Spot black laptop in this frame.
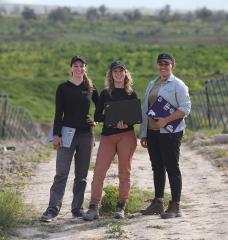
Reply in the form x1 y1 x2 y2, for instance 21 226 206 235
104 98 142 127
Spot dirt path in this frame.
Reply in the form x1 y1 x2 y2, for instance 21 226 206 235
11 141 228 240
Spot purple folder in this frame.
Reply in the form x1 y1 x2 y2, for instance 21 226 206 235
146 96 182 133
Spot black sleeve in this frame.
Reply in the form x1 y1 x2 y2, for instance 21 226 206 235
94 90 106 122
53 84 64 136
92 85 99 106
131 90 138 99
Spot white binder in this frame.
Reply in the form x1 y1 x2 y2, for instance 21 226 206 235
47 126 76 148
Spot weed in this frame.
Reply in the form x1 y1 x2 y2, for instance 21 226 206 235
0 189 25 233
211 149 227 159
106 221 127 239
100 185 169 215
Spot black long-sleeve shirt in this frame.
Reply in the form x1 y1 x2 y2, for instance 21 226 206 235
94 88 138 136
53 81 98 136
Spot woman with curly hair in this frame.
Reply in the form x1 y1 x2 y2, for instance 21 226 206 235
83 60 138 221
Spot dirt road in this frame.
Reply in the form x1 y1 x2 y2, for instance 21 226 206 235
11 141 228 240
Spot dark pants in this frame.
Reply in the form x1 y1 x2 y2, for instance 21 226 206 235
48 131 94 214
147 130 183 202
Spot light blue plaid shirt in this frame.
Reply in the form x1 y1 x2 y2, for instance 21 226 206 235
139 74 191 137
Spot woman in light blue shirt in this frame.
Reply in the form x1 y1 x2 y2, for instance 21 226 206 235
140 53 191 219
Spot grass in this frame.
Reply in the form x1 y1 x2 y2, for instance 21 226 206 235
183 127 223 143
211 149 228 159
106 221 127 239
0 190 26 237
100 185 170 215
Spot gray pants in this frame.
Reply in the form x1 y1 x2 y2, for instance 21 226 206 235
48 131 94 214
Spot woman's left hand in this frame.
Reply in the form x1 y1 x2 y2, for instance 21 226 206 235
116 120 128 129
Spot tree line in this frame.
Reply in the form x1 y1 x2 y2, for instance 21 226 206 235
1 4 228 23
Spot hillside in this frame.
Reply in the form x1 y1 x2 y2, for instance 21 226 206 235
1 13 228 123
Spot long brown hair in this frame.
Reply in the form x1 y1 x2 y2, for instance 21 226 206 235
105 68 133 95
83 73 94 93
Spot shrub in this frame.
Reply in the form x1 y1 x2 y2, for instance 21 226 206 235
0 189 25 232
100 185 154 215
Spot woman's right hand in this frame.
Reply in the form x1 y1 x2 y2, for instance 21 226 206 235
53 135 62 149
140 137 147 148
116 121 128 129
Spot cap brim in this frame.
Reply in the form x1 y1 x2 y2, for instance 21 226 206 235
111 65 126 70
158 59 173 64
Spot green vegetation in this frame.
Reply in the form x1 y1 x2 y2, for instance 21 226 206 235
0 190 25 238
100 185 170 215
0 11 228 125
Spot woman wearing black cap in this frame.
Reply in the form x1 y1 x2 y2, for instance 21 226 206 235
139 53 191 219
83 60 138 221
40 56 98 222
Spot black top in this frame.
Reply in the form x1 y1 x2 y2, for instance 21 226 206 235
53 81 99 136
94 88 138 136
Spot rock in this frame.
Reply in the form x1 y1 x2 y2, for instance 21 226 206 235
214 134 228 144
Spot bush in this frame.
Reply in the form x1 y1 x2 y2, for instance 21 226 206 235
0 189 25 233
100 185 153 215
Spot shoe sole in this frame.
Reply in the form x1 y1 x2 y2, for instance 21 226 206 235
39 216 57 222
113 213 124 219
160 213 182 219
83 215 99 221
141 210 164 215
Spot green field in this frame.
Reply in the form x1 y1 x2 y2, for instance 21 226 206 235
1 13 228 123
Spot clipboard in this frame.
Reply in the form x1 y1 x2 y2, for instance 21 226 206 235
47 125 76 148
147 96 182 133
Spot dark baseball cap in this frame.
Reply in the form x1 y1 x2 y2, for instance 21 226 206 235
70 55 87 66
110 60 126 71
157 53 175 64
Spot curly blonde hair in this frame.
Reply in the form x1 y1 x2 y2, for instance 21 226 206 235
105 68 133 95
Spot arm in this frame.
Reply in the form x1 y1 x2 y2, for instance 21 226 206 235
94 90 105 122
53 85 64 136
92 85 99 107
53 84 64 148
155 110 185 128
156 80 191 128
86 85 99 127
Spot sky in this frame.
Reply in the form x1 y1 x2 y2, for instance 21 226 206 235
4 0 228 11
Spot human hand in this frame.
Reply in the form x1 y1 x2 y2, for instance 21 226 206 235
154 117 168 128
140 138 147 148
86 115 96 127
116 121 128 129
53 135 62 149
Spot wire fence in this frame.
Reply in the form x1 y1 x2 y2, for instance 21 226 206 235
186 76 228 132
0 94 43 140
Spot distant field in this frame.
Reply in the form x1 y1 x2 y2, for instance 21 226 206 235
1 15 228 123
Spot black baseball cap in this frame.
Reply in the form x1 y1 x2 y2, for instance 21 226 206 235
110 60 126 71
157 53 175 64
70 55 87 66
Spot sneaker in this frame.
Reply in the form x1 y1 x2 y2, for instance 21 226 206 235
83 203 99 221
161 201 182 219
40 208 58 222
72 208 84 218
140 198 164 215
113 201 125 219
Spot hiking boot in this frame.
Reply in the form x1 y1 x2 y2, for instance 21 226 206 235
83 203 99 221
140 198 164 215
161 201 182 219
113 201 125 219
72 208 84 218
40 208 58 222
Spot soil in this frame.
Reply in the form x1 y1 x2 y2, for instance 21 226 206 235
4 137 228 240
